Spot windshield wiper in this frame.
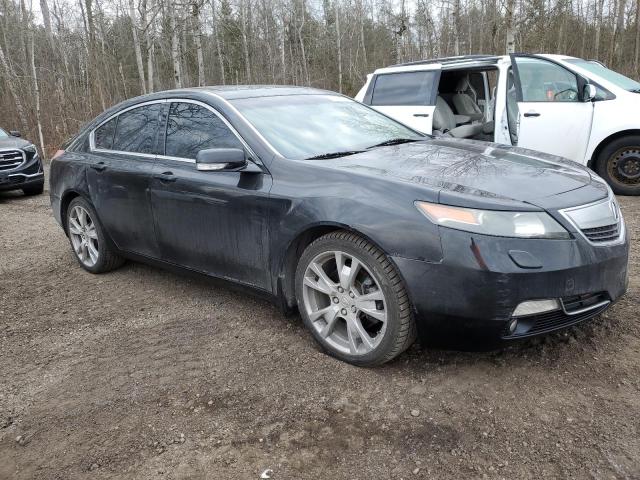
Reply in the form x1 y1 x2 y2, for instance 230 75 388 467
629 88 640 93
306 150 364 160
367 138 420 149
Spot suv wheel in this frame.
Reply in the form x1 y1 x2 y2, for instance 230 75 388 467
66 197 124 273
295 231 416 366
596 135 640 195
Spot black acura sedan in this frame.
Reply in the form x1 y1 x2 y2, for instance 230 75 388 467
50 86 629 366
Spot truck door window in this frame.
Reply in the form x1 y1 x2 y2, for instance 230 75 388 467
515 58 580 102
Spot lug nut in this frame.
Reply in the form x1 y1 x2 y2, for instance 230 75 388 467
333 297 339 304
337 287 344 293
341 308 347 315
351 306 356 313
349 291 355 298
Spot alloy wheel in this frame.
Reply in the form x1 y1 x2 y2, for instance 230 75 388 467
301 250 387 355
68 205 99 267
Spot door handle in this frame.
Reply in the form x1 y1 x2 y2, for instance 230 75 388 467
413 113 430 117
523 111 541 117
90 162 106 172
153 171 177 182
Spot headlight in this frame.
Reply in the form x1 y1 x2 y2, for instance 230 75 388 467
415 201 570 239
22 144 39 160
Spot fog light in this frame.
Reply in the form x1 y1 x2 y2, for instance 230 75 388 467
512 299 561 317
508 318 518 334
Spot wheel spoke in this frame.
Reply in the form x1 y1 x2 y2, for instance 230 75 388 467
68 218 83 235
87 241 99 263
346 321 359 354
319 309 340 338
308 305 335 322
76 207 87 227
85 225 98 239
358 305 386 322
303 276 333 295
308 261 337 293
350 317 375 350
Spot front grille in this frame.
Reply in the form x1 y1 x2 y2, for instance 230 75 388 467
581 223 620 243
0 149 24 171
503 292 610 338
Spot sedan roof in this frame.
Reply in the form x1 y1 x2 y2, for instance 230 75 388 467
171 85 335 100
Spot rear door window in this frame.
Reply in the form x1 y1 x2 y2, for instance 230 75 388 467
164 102 243 159
370 71 438 106
111 103 163 154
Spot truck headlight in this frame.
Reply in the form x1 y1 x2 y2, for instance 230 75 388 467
415 201 570 239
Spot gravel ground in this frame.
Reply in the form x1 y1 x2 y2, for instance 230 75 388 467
1 180 639 480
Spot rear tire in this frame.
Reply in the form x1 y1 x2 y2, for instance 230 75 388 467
596 135 640 196
295 231 416 367
66 197 125 273
22 183 44 196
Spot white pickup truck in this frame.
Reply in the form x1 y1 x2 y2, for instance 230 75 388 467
355 54 640 195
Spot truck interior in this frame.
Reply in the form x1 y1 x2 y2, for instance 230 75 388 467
433 67 498 141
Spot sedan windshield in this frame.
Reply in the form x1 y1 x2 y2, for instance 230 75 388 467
231 94 424 159
0 128 8 138
565 58 640 92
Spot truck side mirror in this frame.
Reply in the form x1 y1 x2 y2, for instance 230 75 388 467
583 84 597 102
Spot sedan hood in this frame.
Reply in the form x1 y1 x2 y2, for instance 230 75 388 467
317 138 606 209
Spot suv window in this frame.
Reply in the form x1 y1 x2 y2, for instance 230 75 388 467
165 102 243 159
94 118 116 150
111 103 163 153
514 58 579 102
371 71 437 106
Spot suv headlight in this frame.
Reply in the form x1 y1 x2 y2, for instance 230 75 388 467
415 201 570 239
22 144 39 160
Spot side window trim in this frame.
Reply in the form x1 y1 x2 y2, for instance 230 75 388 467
160 98 258 164
89 99 167 159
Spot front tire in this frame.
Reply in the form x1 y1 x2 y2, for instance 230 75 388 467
66 197 124 273
295 231 416 366
596 136 640 196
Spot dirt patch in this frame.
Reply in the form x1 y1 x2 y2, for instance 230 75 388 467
1 184 639 479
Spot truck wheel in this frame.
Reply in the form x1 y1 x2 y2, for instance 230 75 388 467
596 136 640 196
295 231 416 367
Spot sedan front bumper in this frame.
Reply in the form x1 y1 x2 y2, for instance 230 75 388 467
392 226 629 345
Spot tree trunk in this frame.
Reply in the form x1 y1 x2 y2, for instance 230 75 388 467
0 44 29 133
335 0 343 92
635 0 640 72
505 0 516 54
595 0 605 59
30 33 46 159
129 0 147 94
210 0 226 85
192 2 205 86
239 0 251 82
453 0 461 55
170 4 182 88
40 0 54 43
